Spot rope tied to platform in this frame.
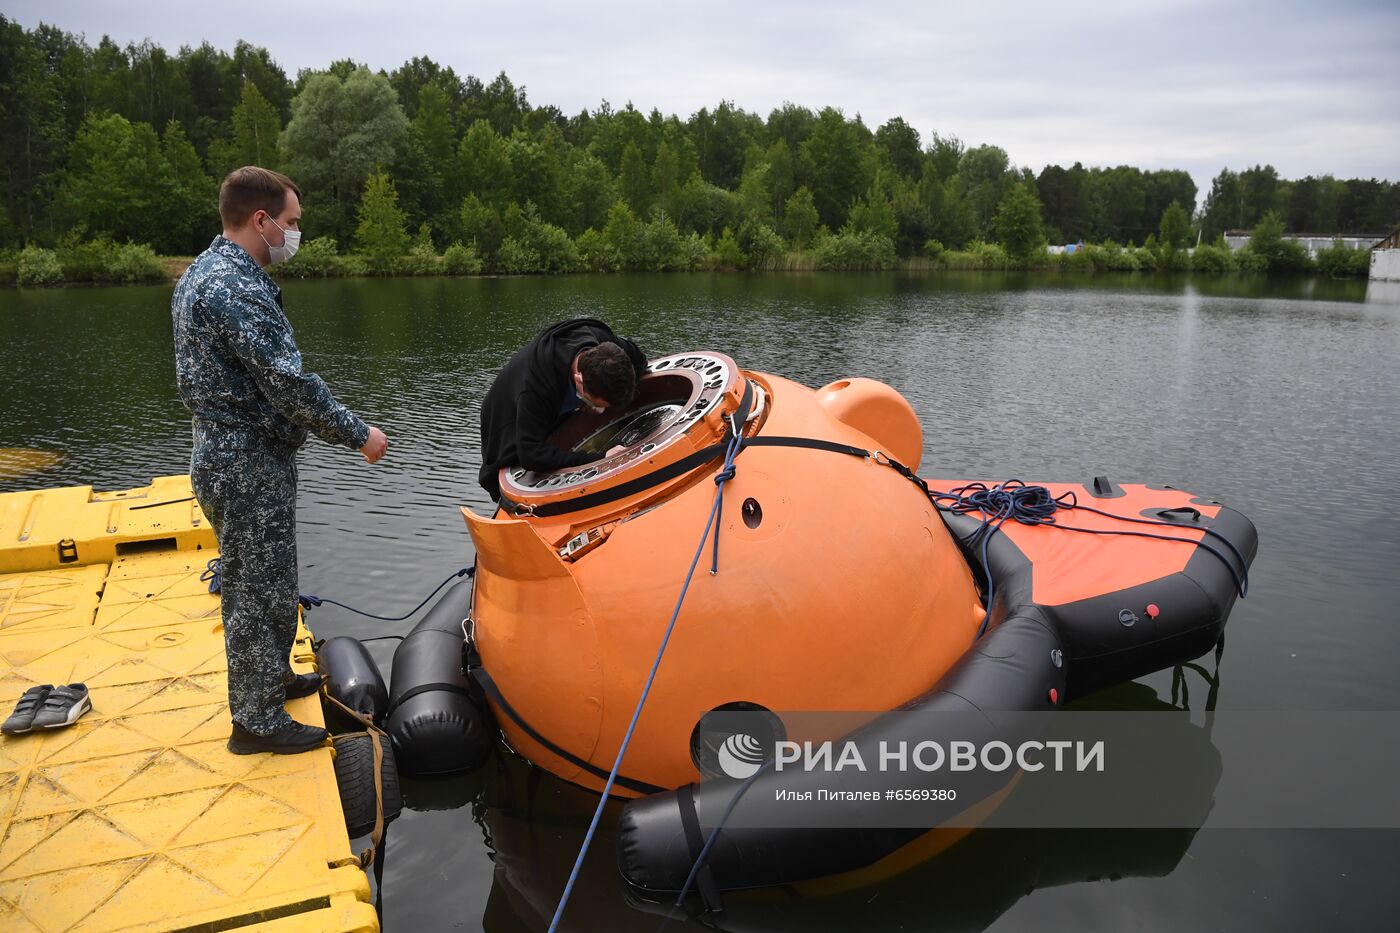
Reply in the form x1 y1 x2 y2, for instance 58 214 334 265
321 688 390 869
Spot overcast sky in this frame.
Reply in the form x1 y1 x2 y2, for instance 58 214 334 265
7 0 1398 207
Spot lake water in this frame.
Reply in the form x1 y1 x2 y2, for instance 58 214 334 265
3 271 1398 931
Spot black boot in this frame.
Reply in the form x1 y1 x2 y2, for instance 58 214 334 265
284 672 326 700
228 720 328 755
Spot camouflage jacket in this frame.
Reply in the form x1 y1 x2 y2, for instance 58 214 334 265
172 236 369 451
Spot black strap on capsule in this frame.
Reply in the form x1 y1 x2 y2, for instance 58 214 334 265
469 665 665 796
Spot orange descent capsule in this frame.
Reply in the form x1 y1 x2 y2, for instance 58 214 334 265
462 352 985 795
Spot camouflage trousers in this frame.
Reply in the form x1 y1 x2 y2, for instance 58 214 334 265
190 428 301 734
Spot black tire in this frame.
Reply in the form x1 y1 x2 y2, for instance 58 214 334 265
333 733 403 839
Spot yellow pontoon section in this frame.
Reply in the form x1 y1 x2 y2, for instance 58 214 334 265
0 476 377 932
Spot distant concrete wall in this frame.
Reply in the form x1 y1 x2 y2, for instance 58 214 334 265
1371 249 1400 281
1225 233 1385 258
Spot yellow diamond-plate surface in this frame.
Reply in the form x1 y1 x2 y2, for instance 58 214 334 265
0 479 376 932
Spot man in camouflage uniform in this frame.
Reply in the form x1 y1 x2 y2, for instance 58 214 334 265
172 166 388 755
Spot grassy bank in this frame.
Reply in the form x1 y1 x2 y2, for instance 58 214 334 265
3 240 169 287
3 233 1374 288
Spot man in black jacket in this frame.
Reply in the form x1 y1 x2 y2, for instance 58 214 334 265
478 318 647 501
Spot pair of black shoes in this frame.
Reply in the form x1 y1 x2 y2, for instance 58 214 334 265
225 672 328 755
3 684 91 735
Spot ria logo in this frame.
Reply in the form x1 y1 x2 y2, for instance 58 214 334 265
690 704 786 781
717 733 766 779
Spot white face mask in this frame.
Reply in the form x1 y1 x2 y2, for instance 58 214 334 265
259 216 301 265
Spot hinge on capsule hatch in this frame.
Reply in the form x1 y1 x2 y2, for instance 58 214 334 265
558 525 611 561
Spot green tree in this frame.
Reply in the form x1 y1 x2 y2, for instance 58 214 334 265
887 173 931 257
688 100 760 190
229 82 283 169
602 199 642 269
798 107 871 229
414 83 459 203
952 144 1012 240
993 183 1046 261
1143 170 1197 233
1286 175 1344 234
1158 200 1192 250
87 36 135 118
1242 210 1309 273
652 140 680 217
413 221 435 252
671 174 734 236
282 66 408 240
588 102 653 175
783 186 819 248
388 55 466 119
462 71 528 136
561 151 615 235
507 127 566 221
458 119 512 207
126 39 189 130
619 141 650 215
845 185 897 242
767 103 816 155
737 161 773 224
54 112 178 249
161 120 217 253
710 226 746 269
1240 165 1284 226
459 193 504 261
926 132 964 182
762 144 793 219
1200 168 1244 240
738 219 786 270
355 170 409 266
0 17 71 241
875 117 922 179
1037 162 1093 243
229 40 292 117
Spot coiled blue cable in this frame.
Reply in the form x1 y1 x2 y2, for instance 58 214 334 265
927 480 1249 639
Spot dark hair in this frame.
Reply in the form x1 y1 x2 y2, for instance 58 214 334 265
219 166 301 228
578 342 637 408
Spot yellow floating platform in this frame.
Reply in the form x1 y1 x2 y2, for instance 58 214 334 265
0 476 378 932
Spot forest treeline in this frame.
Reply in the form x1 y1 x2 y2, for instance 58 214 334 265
2 16 1397 285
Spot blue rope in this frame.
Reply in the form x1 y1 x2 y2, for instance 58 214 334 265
673 760 771 908
1067 501 1250 593
549 424 745 933
709 424 743 574
200 558 473 623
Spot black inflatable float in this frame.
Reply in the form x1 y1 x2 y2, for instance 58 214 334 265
317 635 389 732
470 704 1220 932
614 498 1257 894
386 578 495 776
